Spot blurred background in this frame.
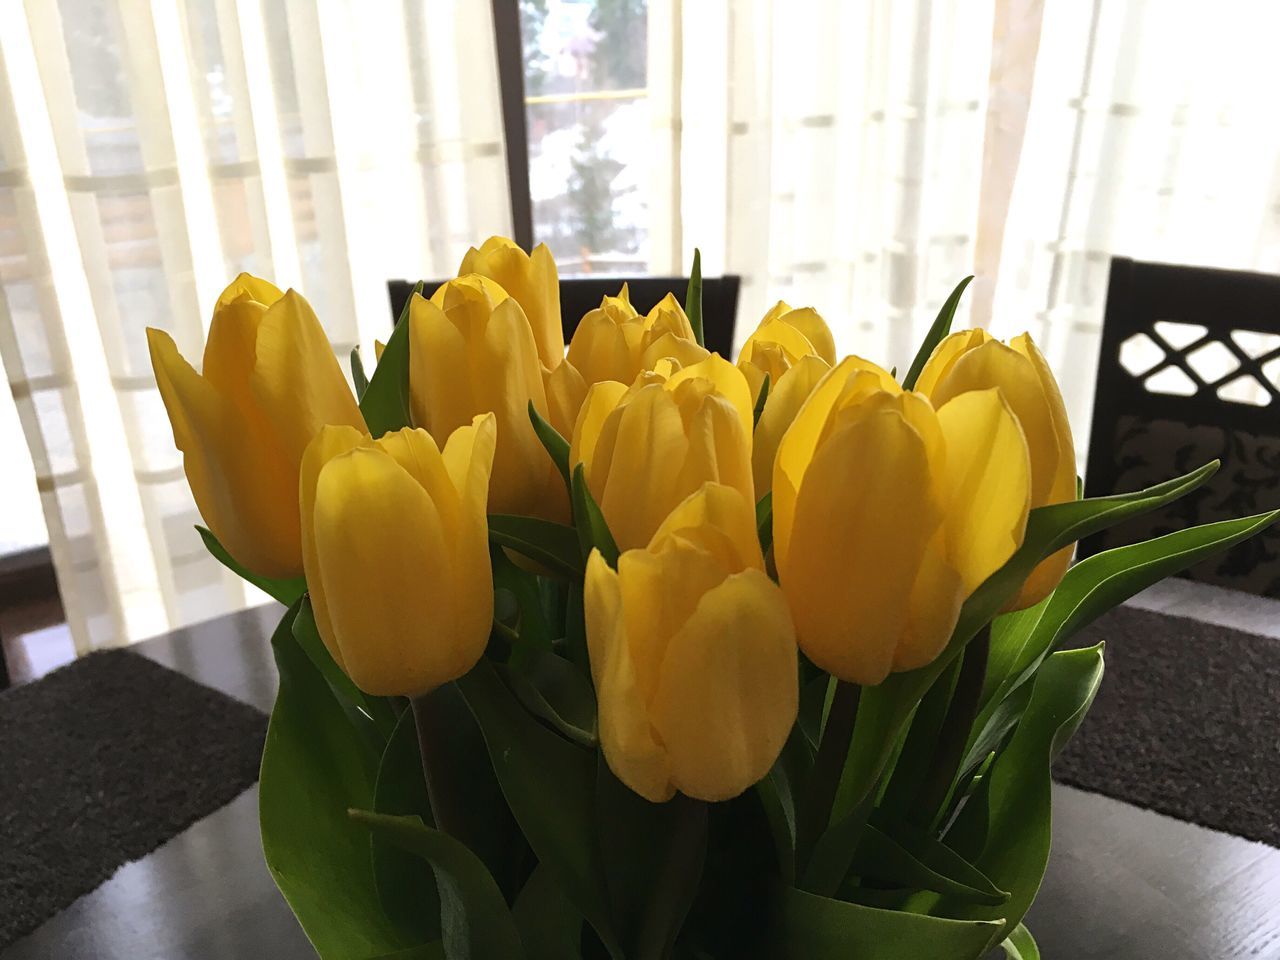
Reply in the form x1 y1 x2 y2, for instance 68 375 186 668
3 0 1280 668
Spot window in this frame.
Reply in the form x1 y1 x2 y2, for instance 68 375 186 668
518 0 648 275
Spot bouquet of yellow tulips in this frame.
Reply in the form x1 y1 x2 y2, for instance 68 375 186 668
149 237 1277 960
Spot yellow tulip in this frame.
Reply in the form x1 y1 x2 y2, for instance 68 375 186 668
459 236 564 369
565 286 708 388
570 354 754 551
915 330 1076 609
752 355 830 496
773 357 1031 685
737 301 837 402
585 483 797 802
410 276 568 521
147 274 365 579
300 415 497 696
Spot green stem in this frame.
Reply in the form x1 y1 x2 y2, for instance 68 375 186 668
797 680 861 867
411 689 472 843
914 625 991 830
636 795 707 960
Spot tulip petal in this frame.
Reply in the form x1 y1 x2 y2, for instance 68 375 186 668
928 339 1057 507
894 528 965 672
1012 333 1077 506
772 357 899 567
409 294 474 435
570 380 629 469
251 289 366 466
664 353 754 441
753 355 829 496
299 424 371 668
543 359 588 440
912 328 990 398
935 388 1031 592
779 306 837 365
781 407 944 685
585 550 673 802
376 427 463 540
651 482 763 572
215 272 282 309
313 447 491 696
201 296 265 401
439 412 499 528
148 327 301 578
651 568 798 802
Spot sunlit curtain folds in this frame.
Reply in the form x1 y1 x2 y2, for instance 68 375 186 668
0 0 510 650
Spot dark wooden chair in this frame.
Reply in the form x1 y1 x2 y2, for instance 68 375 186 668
1080 257 1280 595
387 274 741 358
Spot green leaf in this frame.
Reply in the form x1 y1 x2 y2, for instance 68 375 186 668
982 508 1280 720
492 547 555 654
513 865 584 960
455 659 622 956
755 727 811 886
901 276 974 390
596 760 707 958
363 945 446 960
572 463 620 567
752 374 770 428
371 708 440 942
293 597 400 744
756 492 773 555
196 525 304 605
488 514 583 579
805 460 1220 895
942 644 1105 941
351 345 370 399
1000 923 1041 960
685 248 704 347
772 884 1003 959
260 602 412 958
349 810 526 960
508 647 598 747
361 281 421 437
528 400 572 490
846 822 1008 906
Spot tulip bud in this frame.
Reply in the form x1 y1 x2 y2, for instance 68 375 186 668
565 286 708 388
736 301 837 402
459 236 564 369
585 483 798 802
570 354 754 551
147 275 365 579
300 415 497 696
915 330 1076 608
773 357 1031 685
410 276 568 521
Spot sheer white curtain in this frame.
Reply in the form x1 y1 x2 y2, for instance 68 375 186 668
0 0 511 651
652 0 1280 454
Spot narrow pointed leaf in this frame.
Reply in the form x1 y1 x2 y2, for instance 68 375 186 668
572 463 619 567
361 280 422 437
752 374 770 427
351 345 370 399
902 276 973 390
488 514 583 579
529 400 571 489
685 248 704 347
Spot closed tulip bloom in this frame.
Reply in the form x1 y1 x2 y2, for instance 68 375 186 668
301 415 497 696
773 357 1031 685
585 483 798 802
571 354 754 551
737 302 837 402
410 276 568 520
459 236 564 369
565 286 708 387
915 330 1076 608
147 275 365 579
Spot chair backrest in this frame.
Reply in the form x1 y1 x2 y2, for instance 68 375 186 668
1081 256 1280 595
387 274 741 358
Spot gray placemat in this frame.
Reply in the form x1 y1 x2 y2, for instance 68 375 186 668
0 648 266 947
1057 604 1280 847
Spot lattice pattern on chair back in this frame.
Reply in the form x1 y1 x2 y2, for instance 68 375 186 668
1082 258 1280 596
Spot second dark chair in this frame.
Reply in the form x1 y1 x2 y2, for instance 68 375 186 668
1080 256 1280 596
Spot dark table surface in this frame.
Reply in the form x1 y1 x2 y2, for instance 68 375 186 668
6 581 1280 959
